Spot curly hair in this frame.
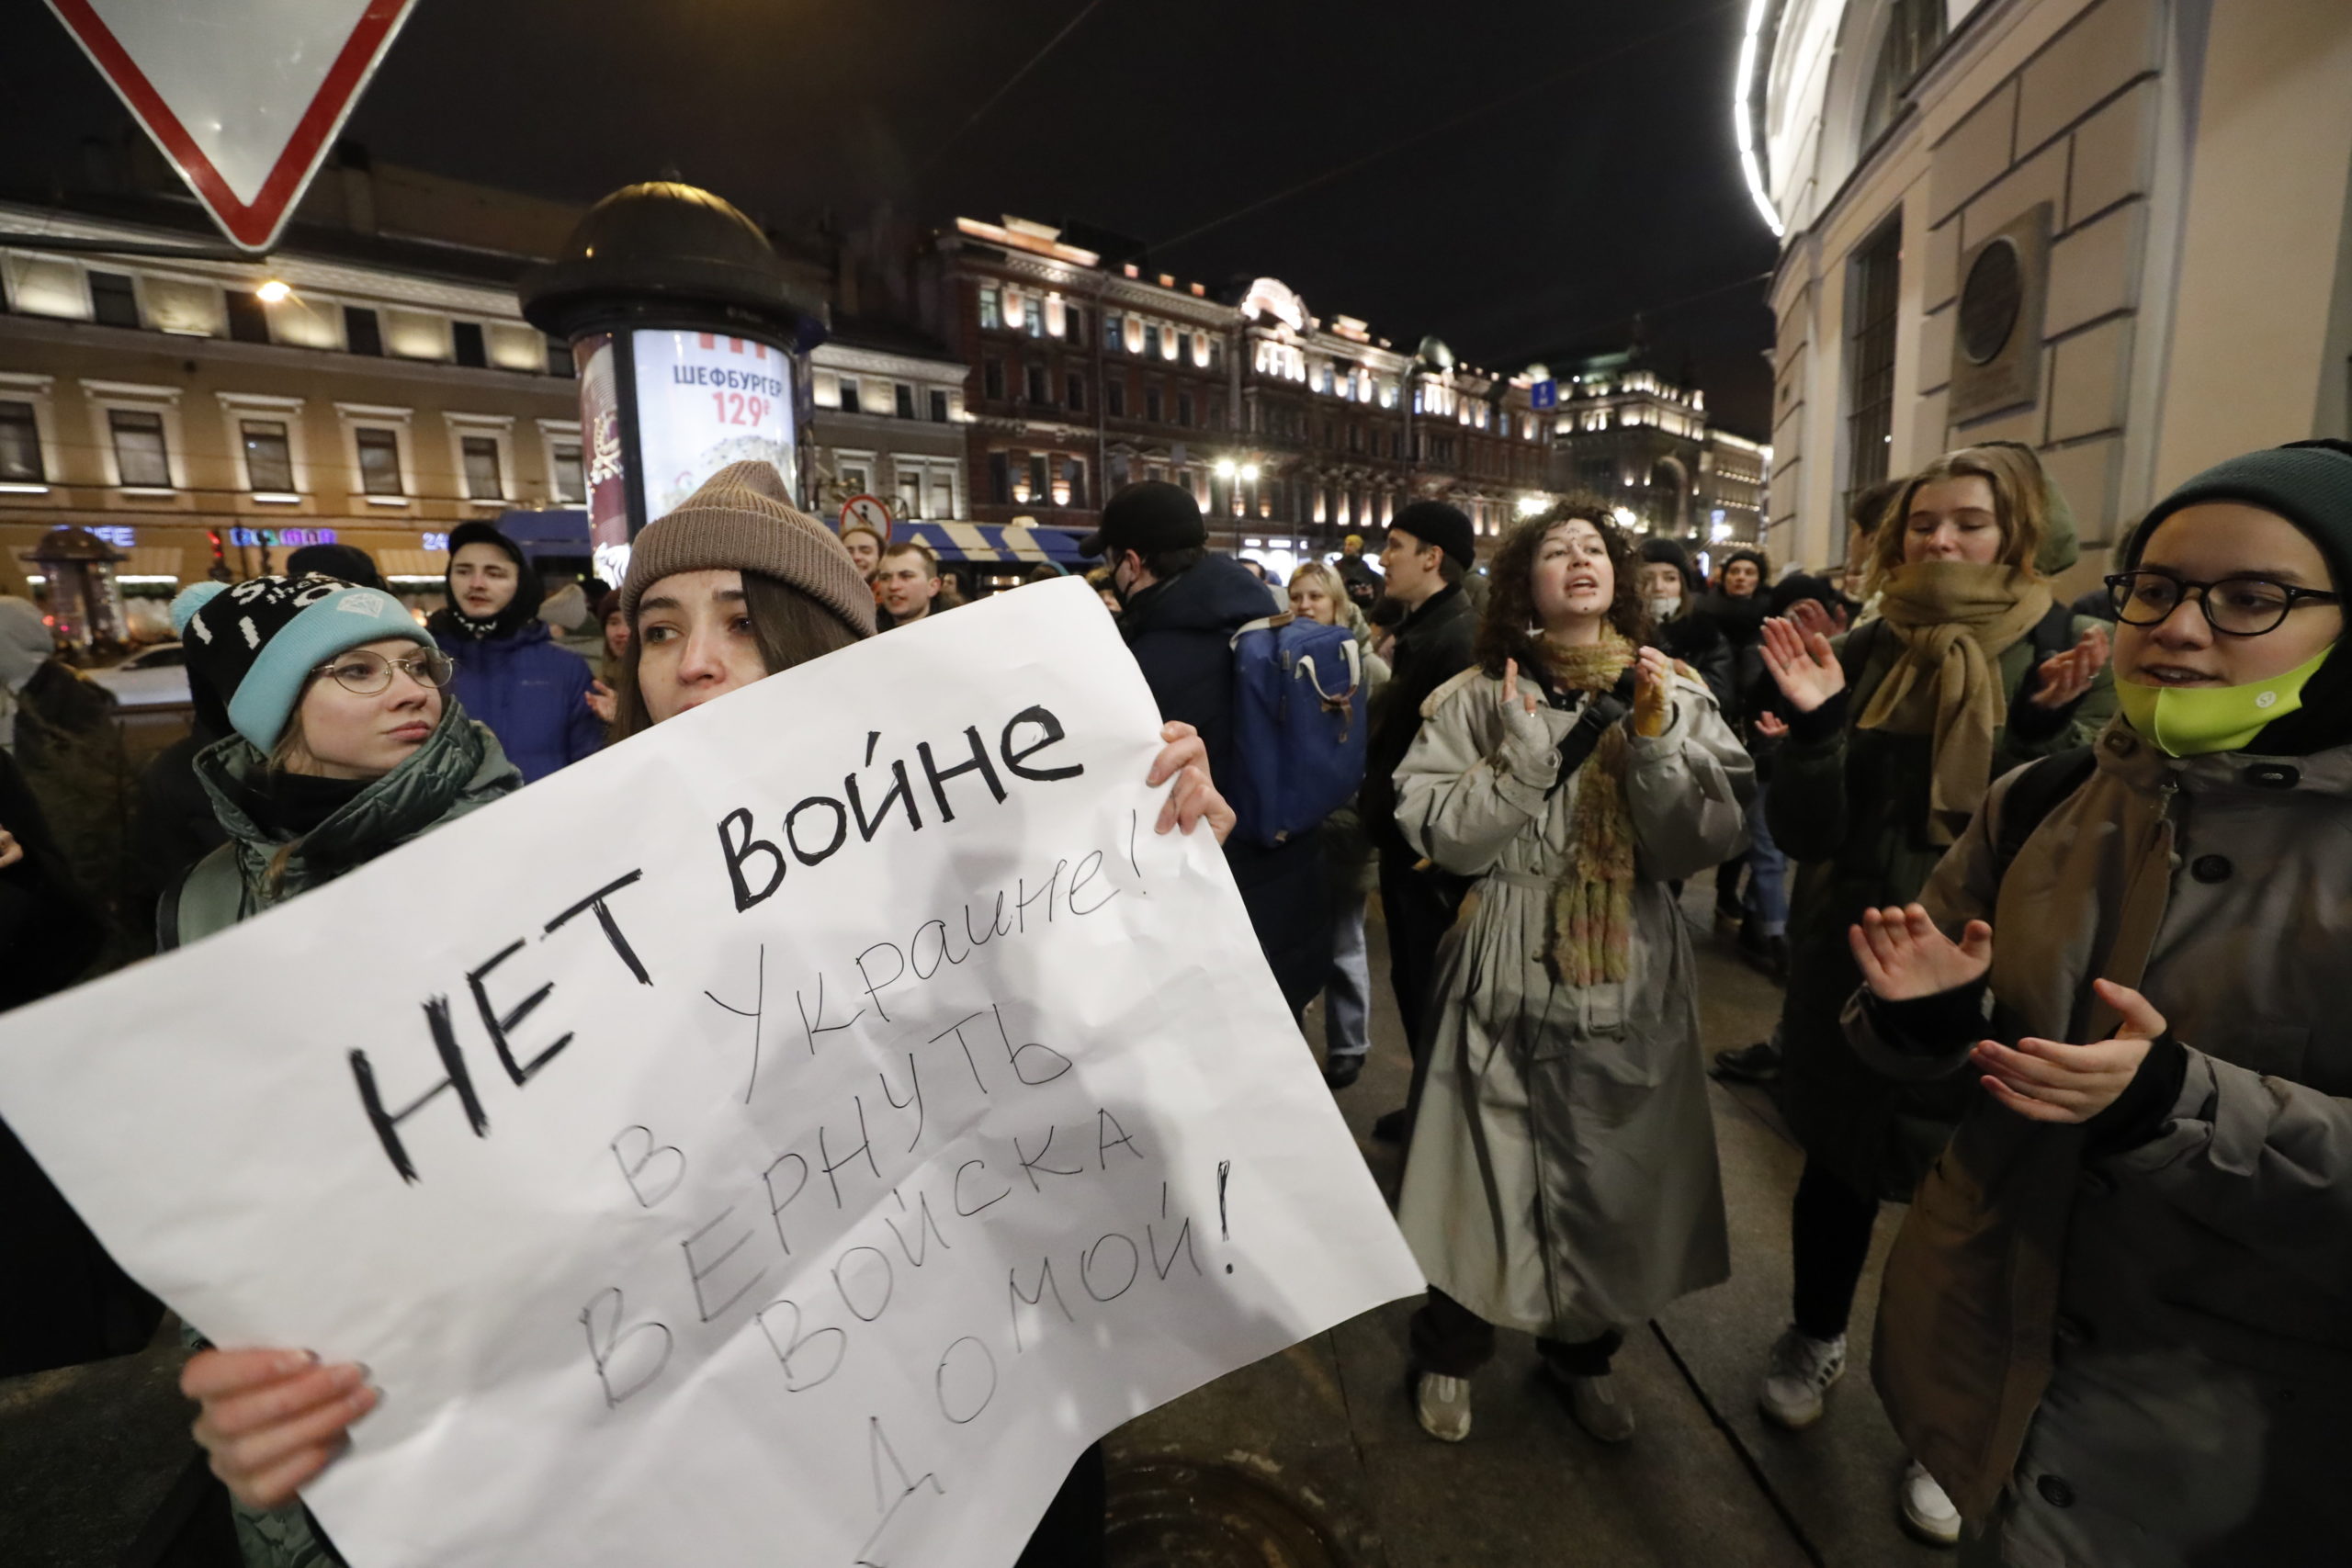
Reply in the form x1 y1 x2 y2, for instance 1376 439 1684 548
1475 500 1650 681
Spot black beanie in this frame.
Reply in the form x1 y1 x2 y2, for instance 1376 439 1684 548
432 521 543 641
286 542 387 592
1639 537 1698 593
2125 440 2352 755
1390 501 1476 571
1080 481 1205 560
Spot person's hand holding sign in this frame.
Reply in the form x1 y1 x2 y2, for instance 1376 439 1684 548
1148 721 1235 844
184 1348 378 1509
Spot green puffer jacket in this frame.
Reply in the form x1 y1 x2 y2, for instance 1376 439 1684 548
172 699 519 1568
1766 612 2116 1200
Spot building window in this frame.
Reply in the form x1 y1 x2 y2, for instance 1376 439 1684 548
1143 322 1161 359
345 307 383 356
1028 453 1050 505
108 408 170 487
224 290 272 344
461 435 503 500
1026 363 1049 404
1860 0 1950 148
0 400 43 482
1067 373 1087 412
983 359 1005 400
896 465 922 519
546 336 575 377
989 451 1011 504
931 474 954 518
1103 311 1123 353
839 460 870 494
927 388 949 423
1026 305 1046 340
1105 378 1125 418
1177 391 1193 427
1145 386 1163 423
1067 305 1085 344
452 321 488 368
979 285 1001 331
1847 218 1903 497
355 427 403 496
550 440 584 502
895 382 915 419
242 420 295 492
89 271 141 329
1061 457 1087 510
839 378 861 414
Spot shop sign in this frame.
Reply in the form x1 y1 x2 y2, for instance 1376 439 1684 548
632 330 796 521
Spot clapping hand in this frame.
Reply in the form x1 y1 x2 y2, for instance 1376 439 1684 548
1849 903 1993 1000
2028 625 2109 711
1788 597 1849 640
1632 647 1673 737
1759 615 1846 714
585 680 617 725
1970 980 2164 1123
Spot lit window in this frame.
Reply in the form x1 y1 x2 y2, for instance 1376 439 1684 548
1046 295 1066 336
551 442 584 502
241 420 295 492
461 435 503 500
979 285 1002 331
355 427 402 496
0 401 44 482
932 475 954 518
1004 288 1025 331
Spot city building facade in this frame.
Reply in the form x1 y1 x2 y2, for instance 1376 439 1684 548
1544 349 1772 565
1750 0 2352 588
805 320 970 527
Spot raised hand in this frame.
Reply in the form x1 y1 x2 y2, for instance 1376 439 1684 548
1753 711 1789 739
1498 657 1551 751
585 679 617 725
1632 646 1673 738
1788 597 1849 640
1849 902 1993 1001
1970 979 2163 1122
2028 625 2110 711
1759 615 1846 714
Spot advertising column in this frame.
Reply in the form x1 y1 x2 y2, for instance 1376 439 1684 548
630 330 796 515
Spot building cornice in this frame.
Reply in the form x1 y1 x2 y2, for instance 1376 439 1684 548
0 312 577 400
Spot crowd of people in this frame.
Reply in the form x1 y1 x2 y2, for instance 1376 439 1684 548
3 433 2349 1566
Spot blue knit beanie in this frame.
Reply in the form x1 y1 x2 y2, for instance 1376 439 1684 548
171 575 431 752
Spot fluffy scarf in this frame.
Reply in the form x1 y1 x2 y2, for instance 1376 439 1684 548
1857 561 2052 843
1544 631 1638 987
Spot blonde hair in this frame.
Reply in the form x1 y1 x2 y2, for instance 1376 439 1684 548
1287 559 1350 616
1870 446 2051 585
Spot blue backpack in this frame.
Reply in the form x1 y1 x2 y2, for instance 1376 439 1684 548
1227 613 1368 848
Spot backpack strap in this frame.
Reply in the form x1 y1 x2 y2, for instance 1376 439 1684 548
1991 745 2098 884
156 844 243 953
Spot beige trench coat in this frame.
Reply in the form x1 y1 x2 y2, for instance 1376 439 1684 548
1393 668 1753 1337
1854 718 2352 1566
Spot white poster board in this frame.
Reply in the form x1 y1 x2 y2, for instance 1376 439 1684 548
0 578 1420 1567
631 328 797 517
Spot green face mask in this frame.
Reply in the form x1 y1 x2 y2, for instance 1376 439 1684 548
2116 646 2333 755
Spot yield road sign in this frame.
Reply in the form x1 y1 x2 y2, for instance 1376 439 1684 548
44 0 421 253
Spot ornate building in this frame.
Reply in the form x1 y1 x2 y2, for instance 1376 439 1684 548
1545 349 1772 559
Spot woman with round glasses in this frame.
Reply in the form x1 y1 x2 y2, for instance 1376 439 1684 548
1838 441 2352 1562
1748 444 2115 1545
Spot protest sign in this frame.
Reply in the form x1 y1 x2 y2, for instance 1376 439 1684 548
0 577 1422 1567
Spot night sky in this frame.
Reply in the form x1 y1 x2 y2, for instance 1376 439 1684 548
2 0 1779 434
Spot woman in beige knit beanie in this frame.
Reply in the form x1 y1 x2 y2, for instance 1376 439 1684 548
614 460 1233 843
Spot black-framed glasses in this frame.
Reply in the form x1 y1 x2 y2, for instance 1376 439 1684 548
312 648 456 694
2104 570 2341 637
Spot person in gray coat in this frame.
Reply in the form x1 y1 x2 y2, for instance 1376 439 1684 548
1392 504 1753 1447
1842 440 2352 1566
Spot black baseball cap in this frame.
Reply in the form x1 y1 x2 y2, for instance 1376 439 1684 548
1080 480 1207 559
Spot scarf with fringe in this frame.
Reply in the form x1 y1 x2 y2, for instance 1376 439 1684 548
1544 631 1638 987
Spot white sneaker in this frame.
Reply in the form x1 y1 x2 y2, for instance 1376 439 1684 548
1415 1371 1472 1442
1758 1325 1847 1429
1900 1459 1962 1547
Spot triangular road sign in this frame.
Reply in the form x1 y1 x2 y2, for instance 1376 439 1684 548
44 0 421 253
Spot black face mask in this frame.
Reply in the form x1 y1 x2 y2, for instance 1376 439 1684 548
434 547 544 640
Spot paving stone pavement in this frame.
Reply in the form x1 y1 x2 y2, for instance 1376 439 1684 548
0 880 1955 1567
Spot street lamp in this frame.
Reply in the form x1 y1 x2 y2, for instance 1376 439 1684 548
1214 457 1238 479
1515 493 1548 517
1238 463 1259 482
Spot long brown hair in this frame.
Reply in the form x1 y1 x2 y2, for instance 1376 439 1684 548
1868 445 2051 585
610 570 865 739
1476 502 1649 682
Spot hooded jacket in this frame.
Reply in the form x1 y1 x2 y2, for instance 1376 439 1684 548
1850 721 2352 1564
430 617 601 785
1118 552 1329 1013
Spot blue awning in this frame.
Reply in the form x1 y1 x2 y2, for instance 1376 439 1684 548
898 522 1090 565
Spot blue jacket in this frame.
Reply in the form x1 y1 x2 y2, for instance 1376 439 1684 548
433 620 602 784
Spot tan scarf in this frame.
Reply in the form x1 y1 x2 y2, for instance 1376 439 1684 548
1543 631 1637 987
1857 561 2053 843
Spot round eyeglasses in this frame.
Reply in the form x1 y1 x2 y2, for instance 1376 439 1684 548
2104 570 2342 638
311 648 457 695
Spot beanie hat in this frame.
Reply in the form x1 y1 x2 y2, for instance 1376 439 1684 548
1080 481 1206 560
1638 537 1699 593
286 542 387 592
2123 439 2352 755
594 588 623 625
433 522 543 642
1390 501 1476 571
620 461 875 638
171 575 430 752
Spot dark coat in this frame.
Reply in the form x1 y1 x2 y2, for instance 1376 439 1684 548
1119 554 1328 1016
1654 606 1735 715
1362 583 1477 858
433 619 602 784
125 719 231 932
1766 614 2116 1199
0 748 156 1377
